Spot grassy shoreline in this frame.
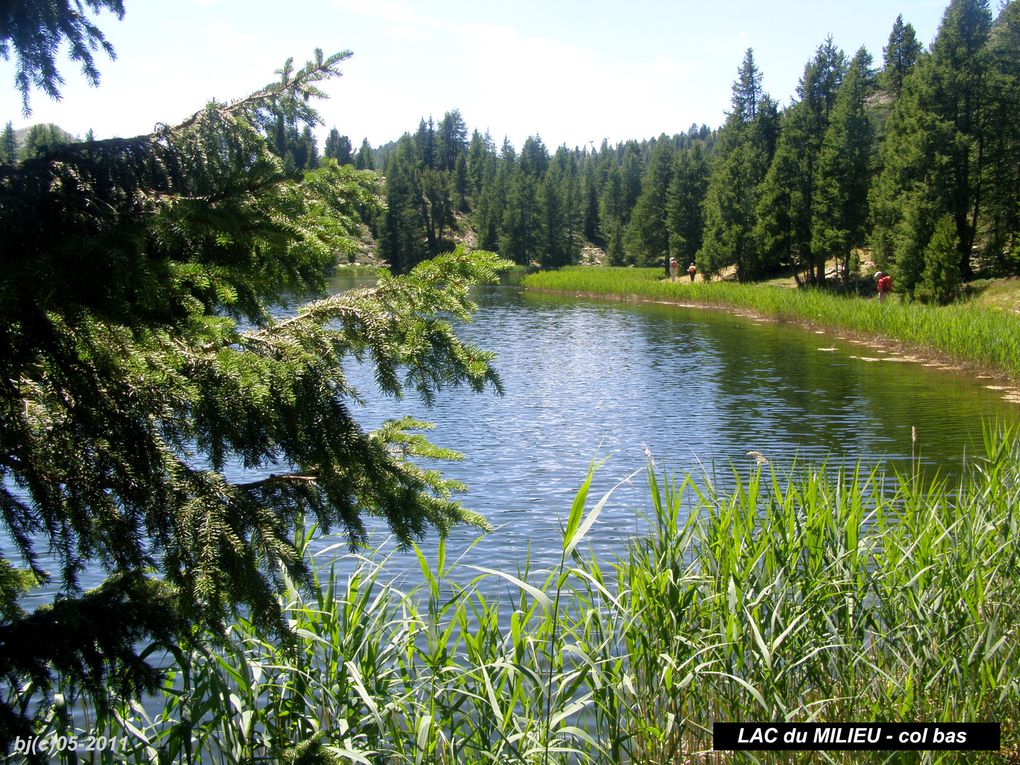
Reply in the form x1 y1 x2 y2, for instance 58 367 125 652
523 267 1020 384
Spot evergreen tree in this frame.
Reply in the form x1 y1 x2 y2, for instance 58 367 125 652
1 0 125 114
540 146 582 268
498 136 547 265
812 47 876 282
355 138 374 170
0 121 16 161
872 0 992 283
870 53 929 274
380 136 425 272
700 140 762 280
882 14 924 97
620 141 644 215
467 131 501 249
665 143 710 268
379 133 455 271
19 123 77 158
324 128 354 164
599 165 628 265
436 109 468 172
928 0 992 279
474 152 508 252
580 148 606 247
297 125 320 170
422 165 456 249
700 49 777 280
591 141 644 265
731 48 764 122
501 172 542 265
920 213 963 303
0 50 508 742
414 117 436 169
894 193 932 298
980 0 1020 271
756 38 846 283
540 156 568 269
753 128 803 280
519 134 550 177
453 153 470 212
624 137 674 267
466 129 495 201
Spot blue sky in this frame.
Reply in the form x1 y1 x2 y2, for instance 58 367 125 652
1 0 951 151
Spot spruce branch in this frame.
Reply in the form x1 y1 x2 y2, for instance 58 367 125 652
0 46 508 743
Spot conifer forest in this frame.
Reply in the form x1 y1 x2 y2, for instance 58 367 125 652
354 3 1018 305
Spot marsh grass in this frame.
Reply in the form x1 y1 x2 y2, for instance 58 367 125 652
523 266 1020 380
31 427 1020 763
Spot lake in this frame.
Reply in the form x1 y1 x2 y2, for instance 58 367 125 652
310 279 1020 583
15 279 1020 603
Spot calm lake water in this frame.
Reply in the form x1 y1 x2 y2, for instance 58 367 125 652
15 280 1020 602
302 279 1020 584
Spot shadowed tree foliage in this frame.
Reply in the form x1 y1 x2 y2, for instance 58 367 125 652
0 50 508 747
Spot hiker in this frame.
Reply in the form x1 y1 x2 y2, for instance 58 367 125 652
669 257 679 282
687 262 697 282
876 271 892 301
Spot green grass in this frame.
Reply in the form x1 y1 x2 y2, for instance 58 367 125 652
969 278 1020 314
524 266 1020 380
36 426 1020 764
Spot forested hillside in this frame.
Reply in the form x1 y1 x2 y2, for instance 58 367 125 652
315 0 1018 304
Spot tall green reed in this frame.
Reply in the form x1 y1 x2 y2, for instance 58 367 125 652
26 427 1020 763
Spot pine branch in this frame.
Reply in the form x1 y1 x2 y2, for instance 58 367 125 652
0 48 508 740
172 49 353 136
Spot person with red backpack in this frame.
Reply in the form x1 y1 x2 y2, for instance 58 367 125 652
876 271 892 301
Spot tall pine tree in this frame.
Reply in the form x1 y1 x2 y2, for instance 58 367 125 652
872 0 992 285
666 143 710 268
755 38 846 283
812 47 876 282
882 14 924 97
700 49 778 280
624 137 674 267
